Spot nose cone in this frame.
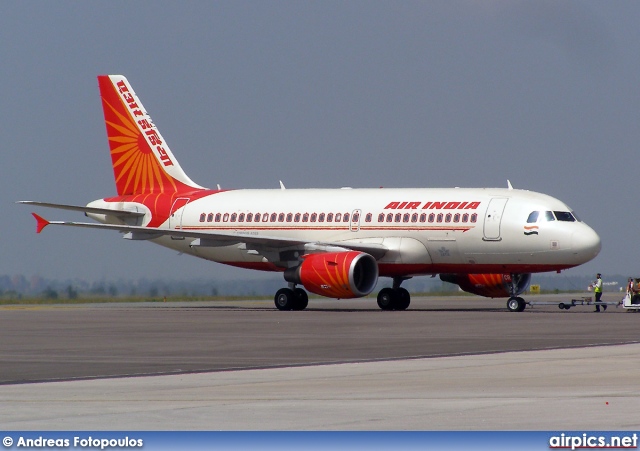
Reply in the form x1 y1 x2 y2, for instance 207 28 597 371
572 225 601 264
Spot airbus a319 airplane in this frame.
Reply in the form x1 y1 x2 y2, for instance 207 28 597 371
21 75 601 312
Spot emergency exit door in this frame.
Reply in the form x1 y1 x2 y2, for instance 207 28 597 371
169 197 190 239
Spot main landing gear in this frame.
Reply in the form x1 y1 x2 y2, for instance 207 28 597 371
274 285 309 311
376 277 411 311
273 278 412 311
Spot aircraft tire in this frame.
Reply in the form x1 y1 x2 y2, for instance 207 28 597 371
274 288 296 311
292 288 309 311
377 288 395 310
507 297 526 312
394 288 411 311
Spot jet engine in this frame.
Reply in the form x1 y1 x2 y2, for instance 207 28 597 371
439 273 531 298
284 251 378 298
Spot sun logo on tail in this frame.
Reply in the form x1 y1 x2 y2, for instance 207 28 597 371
102 97 177 195
98 75 203 196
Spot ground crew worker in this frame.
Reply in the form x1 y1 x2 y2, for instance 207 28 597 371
593 273 606 312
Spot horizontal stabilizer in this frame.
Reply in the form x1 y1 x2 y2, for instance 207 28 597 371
18 201 145 218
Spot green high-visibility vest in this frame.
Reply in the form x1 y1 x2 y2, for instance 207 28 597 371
594 279 602 293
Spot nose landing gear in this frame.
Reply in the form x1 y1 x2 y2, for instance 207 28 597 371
506 273 527 312
506 296 526 312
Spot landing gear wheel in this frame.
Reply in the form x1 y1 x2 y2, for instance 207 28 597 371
292 288 309 311
395 288 411 311
274 288 296 311
507 296 526 312
377 288 395 310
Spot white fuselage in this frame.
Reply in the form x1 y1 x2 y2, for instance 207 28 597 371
89 186 601 277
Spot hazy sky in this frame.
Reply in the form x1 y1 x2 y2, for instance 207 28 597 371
2 1 638 283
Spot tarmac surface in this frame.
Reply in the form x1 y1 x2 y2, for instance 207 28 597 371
1 294 639 430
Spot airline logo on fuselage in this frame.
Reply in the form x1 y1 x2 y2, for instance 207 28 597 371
384 201 481 210
115 80 174 167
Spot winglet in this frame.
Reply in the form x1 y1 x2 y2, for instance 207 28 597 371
32 213 50 234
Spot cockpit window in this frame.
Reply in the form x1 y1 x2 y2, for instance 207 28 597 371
542 211 555 222
527 211 539 223
554 211 576 222
527 210 577 223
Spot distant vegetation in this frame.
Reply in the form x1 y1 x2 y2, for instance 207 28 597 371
0 272 621 304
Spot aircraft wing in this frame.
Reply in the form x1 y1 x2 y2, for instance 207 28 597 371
17 201 145 218
29 213 389 259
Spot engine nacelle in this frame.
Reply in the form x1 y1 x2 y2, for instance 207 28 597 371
284 251 378 298
439 273 531 298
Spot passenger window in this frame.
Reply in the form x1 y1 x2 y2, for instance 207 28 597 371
386 213 393 222
527 211 540 223
223 213 229 222
344 213 350 222
470 213 477 223
303 213 309 222
462 213 469 222
365 213 371 222
395 213 401 223
215 213 221 222
238 213 245 222
199 213 206 222
262 213 268 222
437 214 443 223
319 213 325 222
378 213 384 222
230 213 237 222
403 213 410 223
294 213 301 222
411 213 418 223
270 213 277 222
327 213 334 222
207 213 213 222
428 213 435 223
445 214 451 222
311 213 317 222
286 213 293 222
278 213 285 222
453 214 460 223
419 213 426 222
335 213 341 222
253 213 260 222
246 213 253 222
